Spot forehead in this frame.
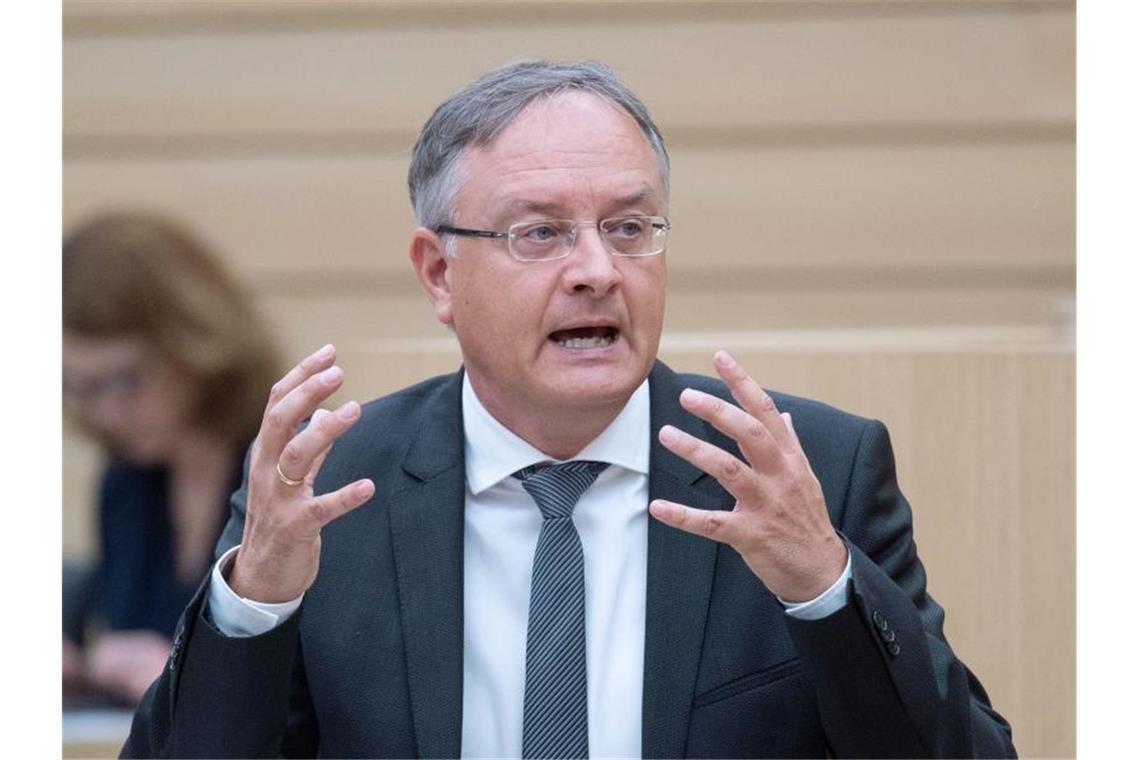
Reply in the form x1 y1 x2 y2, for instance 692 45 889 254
456 91 664 218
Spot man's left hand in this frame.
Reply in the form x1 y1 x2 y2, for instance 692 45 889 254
649 350 847 603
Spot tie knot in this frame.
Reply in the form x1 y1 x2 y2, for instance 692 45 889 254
514 460 609 520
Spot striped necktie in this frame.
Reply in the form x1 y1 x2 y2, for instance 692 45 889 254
514 460 609 760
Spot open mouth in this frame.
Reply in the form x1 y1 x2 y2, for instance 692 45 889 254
549 325 619 349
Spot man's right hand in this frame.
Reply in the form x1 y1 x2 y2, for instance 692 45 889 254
228 344 376 603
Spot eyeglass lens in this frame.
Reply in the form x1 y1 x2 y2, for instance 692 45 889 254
508 216 667 260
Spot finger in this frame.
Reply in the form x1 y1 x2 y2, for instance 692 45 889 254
781 412 795 435
678 387 783 471
301 408 348 488
276 402 361 486
264 344 336 413
779 412 810 460
259 364 345 459
306 436 334 487
658 424 761 504
712 350 793 449
649 499 740 545
306 478 376 530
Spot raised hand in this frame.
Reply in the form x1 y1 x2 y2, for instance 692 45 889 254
649 350 847 602
228 344 376 603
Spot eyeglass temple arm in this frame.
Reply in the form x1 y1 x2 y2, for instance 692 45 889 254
434 225 509 239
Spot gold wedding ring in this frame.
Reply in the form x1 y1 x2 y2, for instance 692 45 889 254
276 462 305 487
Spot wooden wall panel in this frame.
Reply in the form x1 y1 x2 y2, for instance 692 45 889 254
662 287 1075 333
670 143 1073 271
64 2 1073 142
63 141 1074 279
62 429 103 561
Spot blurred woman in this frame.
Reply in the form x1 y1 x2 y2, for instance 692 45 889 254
62 212 280 705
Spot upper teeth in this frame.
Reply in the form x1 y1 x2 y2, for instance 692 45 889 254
559 334 615 349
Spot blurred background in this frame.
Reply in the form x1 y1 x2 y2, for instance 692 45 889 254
62 1 1074 757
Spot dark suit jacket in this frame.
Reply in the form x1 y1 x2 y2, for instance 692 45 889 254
123 361 1015 758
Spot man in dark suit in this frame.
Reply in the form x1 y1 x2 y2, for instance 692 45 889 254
123 60 1015 758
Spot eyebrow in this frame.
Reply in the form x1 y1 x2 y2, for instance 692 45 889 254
500 186 662 220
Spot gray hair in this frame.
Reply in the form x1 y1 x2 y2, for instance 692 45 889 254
408 60 670 231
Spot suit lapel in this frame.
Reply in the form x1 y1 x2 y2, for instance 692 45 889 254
389 371 466 759
642 362 728 758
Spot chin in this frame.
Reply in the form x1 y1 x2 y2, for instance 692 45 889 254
544 365 647 409
111 437 171 467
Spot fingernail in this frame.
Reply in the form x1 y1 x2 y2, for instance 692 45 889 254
337 401 358 421
714 350 733 368
322 366 343 384
355 481 374 498
680 388 698 405
659 425 680 444
317 344 334 359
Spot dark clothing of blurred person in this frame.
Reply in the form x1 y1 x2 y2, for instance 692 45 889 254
98 456 242 637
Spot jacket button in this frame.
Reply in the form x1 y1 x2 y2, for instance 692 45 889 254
887 641 901 657
872 610 888 631
879 628 896 643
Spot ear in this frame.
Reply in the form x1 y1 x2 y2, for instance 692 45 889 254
409 228 455 326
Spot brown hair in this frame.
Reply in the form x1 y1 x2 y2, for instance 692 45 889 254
63 211 280 445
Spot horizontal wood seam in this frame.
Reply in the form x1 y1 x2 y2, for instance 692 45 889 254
63 1 1076 39
245 264 1075 297
64 121 1076 161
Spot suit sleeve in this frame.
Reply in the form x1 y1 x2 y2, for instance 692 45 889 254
783 419 1016 758
121 449 319 758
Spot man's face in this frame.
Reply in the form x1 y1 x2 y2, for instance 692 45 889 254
438 91 667 426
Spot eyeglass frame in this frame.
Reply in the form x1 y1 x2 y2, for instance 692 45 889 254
62 361 147 406
433 215 670 262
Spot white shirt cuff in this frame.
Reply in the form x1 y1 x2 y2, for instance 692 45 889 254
207 545 304 638
778 549 852 621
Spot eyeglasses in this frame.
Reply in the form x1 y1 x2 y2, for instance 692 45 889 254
62 364 145 406
434 215 670 262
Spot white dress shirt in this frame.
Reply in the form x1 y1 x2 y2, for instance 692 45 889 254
459 375 651 758
207 374 851 758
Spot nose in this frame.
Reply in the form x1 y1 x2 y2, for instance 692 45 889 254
562 224 622 296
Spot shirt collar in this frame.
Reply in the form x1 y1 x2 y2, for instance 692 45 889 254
462 373 650 496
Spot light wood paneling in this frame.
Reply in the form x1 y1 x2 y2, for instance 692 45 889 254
64 2 1073 142
62 429 104 561
63 141 1074 278
63 739 120 759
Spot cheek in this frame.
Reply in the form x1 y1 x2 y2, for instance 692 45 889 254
626 268 667 332
138 377 198 434
453 270 550 345
129 397 180 438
